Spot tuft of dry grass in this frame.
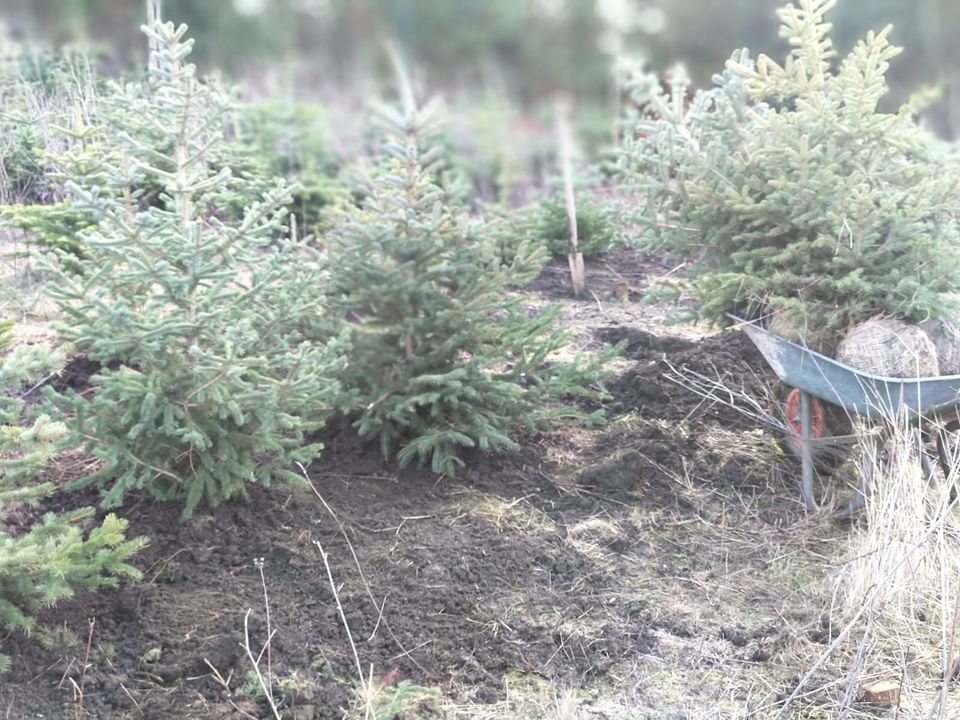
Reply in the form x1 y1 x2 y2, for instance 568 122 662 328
0 229 60 345
779 407 960 718
653 362 960 717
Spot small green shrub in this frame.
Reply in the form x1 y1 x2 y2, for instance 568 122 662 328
480 202 536 267
43 20 341 520
232 101 345 237
618 0 960 343
446 97 539 204
534 194 622 258
0 202 95 259
239 101 338 178
0 322 146 671
0 47 101 205
0 126 51 203
329 99 611 475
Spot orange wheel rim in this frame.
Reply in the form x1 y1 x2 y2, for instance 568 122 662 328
784 388 825 439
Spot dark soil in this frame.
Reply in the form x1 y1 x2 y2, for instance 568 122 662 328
600 326 771 422
1 442 663 719
527 248 670 303
1 257 803 719
49 354 105 395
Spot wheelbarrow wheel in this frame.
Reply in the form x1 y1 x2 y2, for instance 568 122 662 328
784 388 826 450
783 388 826 510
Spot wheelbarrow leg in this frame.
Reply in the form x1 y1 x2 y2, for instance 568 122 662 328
843 431 876 517
842 430 936 519
799 390 817 511
921 451 936 485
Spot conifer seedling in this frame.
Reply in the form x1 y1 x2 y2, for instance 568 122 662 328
329 97 610 475
0 322 146 671
43 20 341 519
619 0 960 344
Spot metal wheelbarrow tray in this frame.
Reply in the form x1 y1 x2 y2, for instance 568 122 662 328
729 314 960 510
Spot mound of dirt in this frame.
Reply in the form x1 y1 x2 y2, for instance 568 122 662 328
600 326 772 424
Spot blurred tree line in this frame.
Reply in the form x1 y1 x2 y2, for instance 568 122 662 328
1 0 958 137
647 0 960 138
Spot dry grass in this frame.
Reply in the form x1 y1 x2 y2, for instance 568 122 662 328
0 230 59 344
773 409 960 719
646 363 960 717
463 491 558 534
430 352 960 718
521 414 847 716
444 674 597 719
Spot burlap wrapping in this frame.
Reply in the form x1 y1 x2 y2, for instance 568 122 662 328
766 308 835 355
767 309 803 340
835 317 939 378
920 318 960 376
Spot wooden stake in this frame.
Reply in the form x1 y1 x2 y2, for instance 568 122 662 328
555 95 585 297
145 0 162 71
383 35 417 120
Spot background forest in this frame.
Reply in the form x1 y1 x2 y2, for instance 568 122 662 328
5 0 960 137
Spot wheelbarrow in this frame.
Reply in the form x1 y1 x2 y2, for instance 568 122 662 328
729 314 960 511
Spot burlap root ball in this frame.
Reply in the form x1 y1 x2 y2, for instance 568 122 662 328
836 316 939 378
766 308 835 355
920 318 960 376
766 308 804 341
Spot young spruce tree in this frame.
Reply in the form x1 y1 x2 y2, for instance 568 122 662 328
329 98 609 475
0 322 146 671
43 21 340 519
619 0 960 345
